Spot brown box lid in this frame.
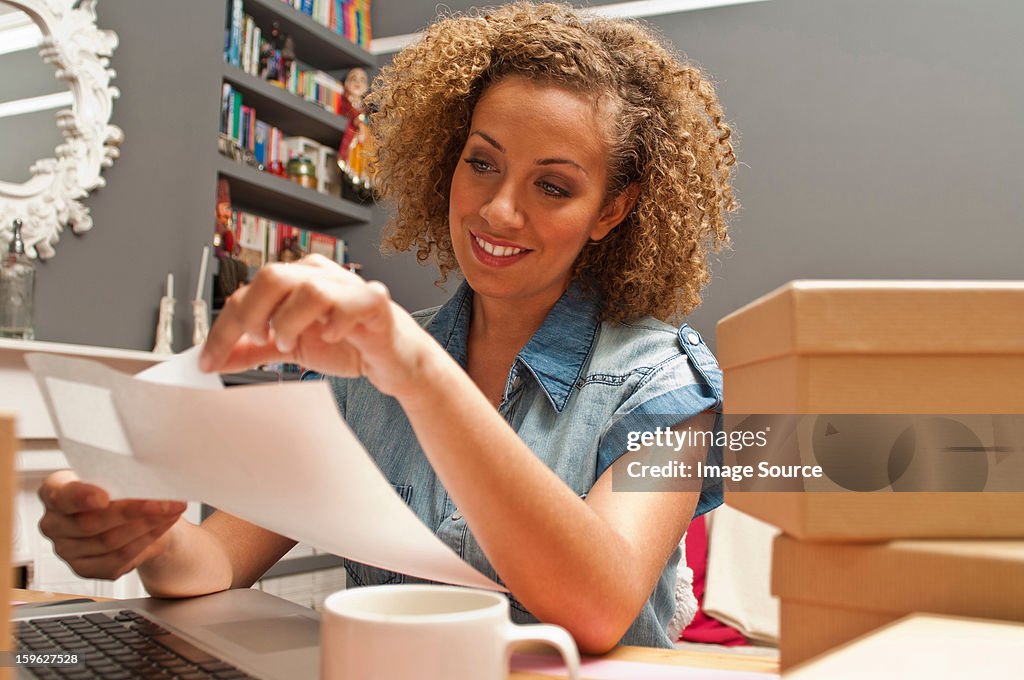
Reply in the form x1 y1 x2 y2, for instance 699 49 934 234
772 534 1024 621
718 281 1024 371
728 491 1024 541
785 614 1024 679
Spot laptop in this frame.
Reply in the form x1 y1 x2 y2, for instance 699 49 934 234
2 413 324 680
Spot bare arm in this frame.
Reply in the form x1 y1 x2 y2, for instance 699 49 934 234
39 471 296 598
398 347 708 653
138 511 295 598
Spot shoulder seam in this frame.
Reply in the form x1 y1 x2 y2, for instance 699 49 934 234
623 352 690 401
411 304 442 320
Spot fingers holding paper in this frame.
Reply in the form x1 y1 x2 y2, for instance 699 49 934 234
38 470 187 580
200 255 432 397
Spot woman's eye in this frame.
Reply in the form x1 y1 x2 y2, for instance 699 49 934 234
464 158 493 173
538 181 570 198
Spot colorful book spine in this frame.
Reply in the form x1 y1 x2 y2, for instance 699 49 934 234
219 83 233 134
224 209 351 269
229 0 243 66
253 121 269 166
231 91 242 141
240 105 250 148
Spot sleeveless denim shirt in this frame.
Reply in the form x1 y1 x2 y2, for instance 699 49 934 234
306 281 724 648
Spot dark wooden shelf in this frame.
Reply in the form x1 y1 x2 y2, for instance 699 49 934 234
216 156 371 230
222 65 348 148
243 0 375 72
263 553 346 579
222 368 304 385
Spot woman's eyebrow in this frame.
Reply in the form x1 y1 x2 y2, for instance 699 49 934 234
470 130 504 152
536 157 587 176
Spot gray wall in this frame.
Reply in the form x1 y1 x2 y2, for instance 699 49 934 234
4 0 1022 350
3 0 227 350
372 0 628 36
650 0 1024 346
368 0 1024 348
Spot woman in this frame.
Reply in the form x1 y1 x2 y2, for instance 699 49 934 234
38 2 737 653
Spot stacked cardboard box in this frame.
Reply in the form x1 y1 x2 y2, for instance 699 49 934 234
1 415 15 680
716 281 1024 668
784 614 1024 678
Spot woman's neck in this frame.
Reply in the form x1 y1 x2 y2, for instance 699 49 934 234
469 289 560 350
466 290 561 407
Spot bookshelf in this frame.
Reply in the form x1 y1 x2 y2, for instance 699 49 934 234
243 0 371 71
221 65 348 146
218 0 374 236
215 0 375 598
216 157 370 230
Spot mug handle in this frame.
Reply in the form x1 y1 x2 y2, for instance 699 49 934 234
503 622 581 680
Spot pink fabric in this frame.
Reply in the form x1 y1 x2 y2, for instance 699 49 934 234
679 514 748 646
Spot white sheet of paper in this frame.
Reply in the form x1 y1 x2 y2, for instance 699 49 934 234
26 351 502 591
135 345 224 390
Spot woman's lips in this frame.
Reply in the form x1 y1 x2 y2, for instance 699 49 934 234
470 232 531 266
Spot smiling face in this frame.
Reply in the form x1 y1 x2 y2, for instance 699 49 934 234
449 76 633 313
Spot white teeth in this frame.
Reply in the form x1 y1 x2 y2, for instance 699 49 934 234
475 236 524 257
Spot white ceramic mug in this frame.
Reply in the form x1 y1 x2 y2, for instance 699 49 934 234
321 584 580 680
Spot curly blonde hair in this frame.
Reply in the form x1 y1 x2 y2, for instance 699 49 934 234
367 2 737 322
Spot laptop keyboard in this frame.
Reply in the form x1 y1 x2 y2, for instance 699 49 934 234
15 609 257 679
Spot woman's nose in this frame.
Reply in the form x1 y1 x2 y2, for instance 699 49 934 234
479 180 525 230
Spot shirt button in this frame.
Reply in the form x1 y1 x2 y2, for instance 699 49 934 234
451 510 462 521
686 331 700 346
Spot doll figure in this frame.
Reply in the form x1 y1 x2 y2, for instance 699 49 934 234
337 67 376 199
212 179 248 305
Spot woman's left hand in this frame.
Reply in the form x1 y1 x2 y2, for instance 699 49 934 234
199 255 432 398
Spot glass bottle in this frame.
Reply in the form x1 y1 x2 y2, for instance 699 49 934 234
0 219 35 340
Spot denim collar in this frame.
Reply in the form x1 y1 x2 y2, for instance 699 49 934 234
425 280 601 412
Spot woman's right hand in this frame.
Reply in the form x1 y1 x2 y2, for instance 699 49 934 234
37 470 187 580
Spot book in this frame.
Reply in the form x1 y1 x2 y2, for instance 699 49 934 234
309 232 336 259
219 83 233 134
229 0 243 67
254 121 270 166
235 212 267 272
223 0 234 61
251 25 262 77
240 105 251 150
241 16 253 72
231 91 242 141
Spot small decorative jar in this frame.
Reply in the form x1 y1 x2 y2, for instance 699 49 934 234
286 156 317 189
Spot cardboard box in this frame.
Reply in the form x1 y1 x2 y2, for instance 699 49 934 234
725 492 1024 541
718 280 1024 414
717 280 1024 539
785 614 1024 678
772 534 1024 668
1 415 16 680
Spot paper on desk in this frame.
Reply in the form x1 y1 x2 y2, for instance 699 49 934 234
26 350 503 591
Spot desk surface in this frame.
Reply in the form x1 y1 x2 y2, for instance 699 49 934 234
11 589 779 678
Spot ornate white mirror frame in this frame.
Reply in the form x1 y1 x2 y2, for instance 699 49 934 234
0 0 122 259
